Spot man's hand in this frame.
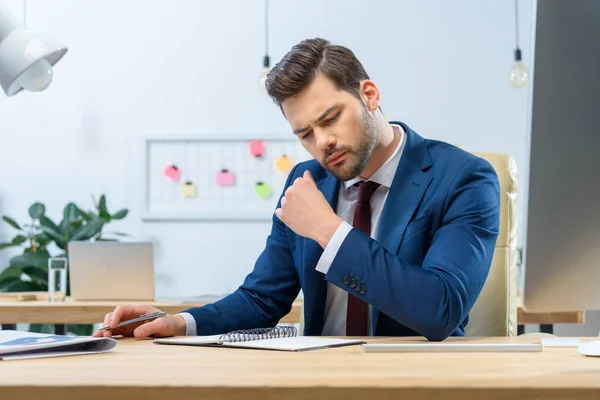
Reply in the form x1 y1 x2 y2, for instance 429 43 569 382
275 170 343 248
93 305 187 338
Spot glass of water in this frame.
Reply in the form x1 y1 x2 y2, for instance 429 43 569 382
48 257 68 303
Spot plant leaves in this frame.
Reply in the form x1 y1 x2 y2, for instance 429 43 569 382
99 195 107 214
0 265 25 283
69 220 84 229
79 209 93 222
39 216 64 246
9 251 50 269
39 215 60 232
63 203 80 223
0 235 28 251
24 266 48 284
70 217 105 241
67 324 95 336
12 235 27 245
60 203 81 241
111 209 128 220
35 233 53 251
2 216 21 230
3 279 45 292
28 203 46 219
29 324 55 334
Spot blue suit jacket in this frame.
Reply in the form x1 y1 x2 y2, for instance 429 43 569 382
185 122 500 341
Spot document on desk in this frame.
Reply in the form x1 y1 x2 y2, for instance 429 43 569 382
155 336 364 352
0 330 117 361
361 342 542 353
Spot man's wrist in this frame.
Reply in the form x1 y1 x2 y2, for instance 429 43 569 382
313 215 343 248
174 314 188 336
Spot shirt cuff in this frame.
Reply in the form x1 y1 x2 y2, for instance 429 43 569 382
315 221 353 275
177 312 197 336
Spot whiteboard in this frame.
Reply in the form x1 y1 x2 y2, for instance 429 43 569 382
142 135 313 221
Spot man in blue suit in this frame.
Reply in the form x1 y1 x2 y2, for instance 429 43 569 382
96 38 500 341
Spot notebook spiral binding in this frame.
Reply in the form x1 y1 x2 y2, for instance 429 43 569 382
219 326 298 343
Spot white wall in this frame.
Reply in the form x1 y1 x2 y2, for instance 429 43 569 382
1 0 558 325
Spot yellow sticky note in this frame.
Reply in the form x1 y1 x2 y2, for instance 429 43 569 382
255 182 272 200
275 155 294 173
181 182 196 198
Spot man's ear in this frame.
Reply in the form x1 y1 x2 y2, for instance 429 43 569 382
359 80 380 112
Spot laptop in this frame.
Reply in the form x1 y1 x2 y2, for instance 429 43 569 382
67 241 155 301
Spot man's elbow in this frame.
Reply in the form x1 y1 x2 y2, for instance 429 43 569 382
420 299 465 341
421 324 456 342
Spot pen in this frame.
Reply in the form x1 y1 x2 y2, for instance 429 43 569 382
98 311 167 330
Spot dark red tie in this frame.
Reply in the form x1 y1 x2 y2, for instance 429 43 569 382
346 180 380 336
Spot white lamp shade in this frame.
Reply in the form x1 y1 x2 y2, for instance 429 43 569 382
0 29 68 96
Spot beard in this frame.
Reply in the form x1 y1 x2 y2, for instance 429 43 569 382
322 104 379 181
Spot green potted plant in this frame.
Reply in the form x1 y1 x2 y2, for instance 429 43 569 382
0 195 128 335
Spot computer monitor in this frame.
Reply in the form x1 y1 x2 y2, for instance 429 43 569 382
68 241 155 301
521 0 600 312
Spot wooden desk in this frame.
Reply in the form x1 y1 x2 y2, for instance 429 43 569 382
0 296 583 334
517 299 585 335
0 297 302 332
1 336 599 399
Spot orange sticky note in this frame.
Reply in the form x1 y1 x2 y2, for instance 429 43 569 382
181 181 196 198
275 155 293 173
164 164 180 181
250 140 265 157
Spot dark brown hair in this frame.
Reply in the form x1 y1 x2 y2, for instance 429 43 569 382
265 38 370 107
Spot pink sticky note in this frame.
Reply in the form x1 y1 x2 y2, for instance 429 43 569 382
163 164 180 181
250 140 265 157
216 169 235 186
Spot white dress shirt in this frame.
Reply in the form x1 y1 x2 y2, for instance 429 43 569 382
316 124 406 336
179 124 406 337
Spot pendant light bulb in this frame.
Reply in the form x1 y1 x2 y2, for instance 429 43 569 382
259 55 270 93
509 49 529 88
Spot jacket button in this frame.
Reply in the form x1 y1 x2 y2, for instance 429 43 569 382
360 285 367 295
342 275 350 285
349 279 357 289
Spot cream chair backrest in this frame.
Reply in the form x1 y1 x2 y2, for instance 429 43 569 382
466 152 518 337
298 152 518 337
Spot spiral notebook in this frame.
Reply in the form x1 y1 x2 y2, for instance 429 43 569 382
154 326 364 352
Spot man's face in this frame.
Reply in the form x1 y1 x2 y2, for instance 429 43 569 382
281 74 379 181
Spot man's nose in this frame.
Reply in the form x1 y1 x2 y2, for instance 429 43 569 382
315 130 336 151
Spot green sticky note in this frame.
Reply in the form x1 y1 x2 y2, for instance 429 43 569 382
255 182 272 200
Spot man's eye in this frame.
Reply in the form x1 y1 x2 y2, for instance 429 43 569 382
325 113 340 124
301 131 312 140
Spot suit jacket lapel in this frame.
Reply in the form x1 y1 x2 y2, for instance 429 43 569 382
302 172 340 335
377 124 433 255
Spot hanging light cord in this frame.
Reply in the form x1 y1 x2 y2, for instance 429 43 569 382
23 0 27 28
263 0 270 68
514 0 520 50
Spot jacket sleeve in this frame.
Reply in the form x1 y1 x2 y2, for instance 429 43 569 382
324 157 500 341
181 166 301 335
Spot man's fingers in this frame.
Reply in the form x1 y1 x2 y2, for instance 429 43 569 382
92 312 113 337
103 312 113 327
110 305 153 328
110 305 126 329
303 170 316 185
133 317 167 338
